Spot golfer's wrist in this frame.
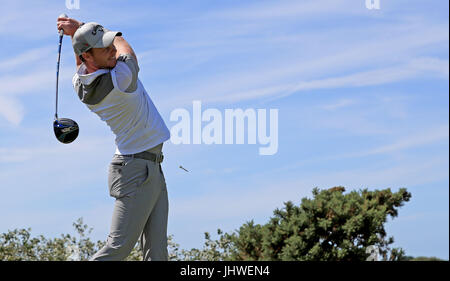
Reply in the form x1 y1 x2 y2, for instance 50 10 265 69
70 21 84 38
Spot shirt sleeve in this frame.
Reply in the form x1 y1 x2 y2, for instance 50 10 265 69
115 53 139 92
72 73 79 90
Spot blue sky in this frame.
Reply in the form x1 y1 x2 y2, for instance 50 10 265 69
0 0 448 259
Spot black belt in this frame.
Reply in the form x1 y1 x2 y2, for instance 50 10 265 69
119 151 164 163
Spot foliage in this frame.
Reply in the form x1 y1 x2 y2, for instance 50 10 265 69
400 256 445 261
0 218 187 261
1 186 434 261
0 218 104 261
191 186 413 261
175 229 235 261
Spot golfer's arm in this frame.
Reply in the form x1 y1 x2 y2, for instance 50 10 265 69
114 36 138 65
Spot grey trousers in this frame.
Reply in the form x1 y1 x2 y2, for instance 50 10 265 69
91 144 168 261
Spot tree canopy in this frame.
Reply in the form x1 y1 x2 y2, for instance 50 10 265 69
1 186 433 261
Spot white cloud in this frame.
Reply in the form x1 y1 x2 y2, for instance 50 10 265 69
186 57 448 105
273 123 450 178
357 125 449 157
0 2 58 38
207 0 363 21
0 46 54 71
274 57 449 100
0 95 24 126
0 135 113 164
0 65 74 125
315 156 448 189
320 99 357 110
0 67 73 97
156 18 448 109
171 178 311 222
315 123 449 159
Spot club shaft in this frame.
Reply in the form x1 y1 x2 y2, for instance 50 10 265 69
55 14 68 120
55 34 63 120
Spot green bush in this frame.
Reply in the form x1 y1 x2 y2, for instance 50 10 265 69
3 186 436 261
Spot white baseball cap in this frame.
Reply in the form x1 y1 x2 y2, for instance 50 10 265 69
72 22 122 56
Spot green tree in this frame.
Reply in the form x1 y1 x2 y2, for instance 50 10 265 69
0 186 420 261
175 229 235 261
189 186 412 261
0 218 105 261
0 217 183 261
401 256 445 261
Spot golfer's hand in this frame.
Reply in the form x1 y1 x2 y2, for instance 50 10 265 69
57 17 82 37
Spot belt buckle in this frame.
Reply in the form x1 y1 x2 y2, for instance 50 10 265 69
156 153 163 163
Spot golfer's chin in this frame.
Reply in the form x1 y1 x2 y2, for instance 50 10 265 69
97 59 117 70
107 59 117 68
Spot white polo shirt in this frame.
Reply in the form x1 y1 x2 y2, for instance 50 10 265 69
72 54 170 154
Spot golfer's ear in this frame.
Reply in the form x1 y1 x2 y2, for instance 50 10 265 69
81 52 90 62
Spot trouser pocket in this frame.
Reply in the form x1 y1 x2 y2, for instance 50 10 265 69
108 157 150 198
158 164 167 190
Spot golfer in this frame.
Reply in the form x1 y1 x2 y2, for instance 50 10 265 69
57 17 170 261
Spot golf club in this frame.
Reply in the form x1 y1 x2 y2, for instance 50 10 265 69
53 13 79 144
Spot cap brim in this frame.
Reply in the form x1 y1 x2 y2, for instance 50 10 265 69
92 30 122 49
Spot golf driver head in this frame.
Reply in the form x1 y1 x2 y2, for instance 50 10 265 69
53 118 79 144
